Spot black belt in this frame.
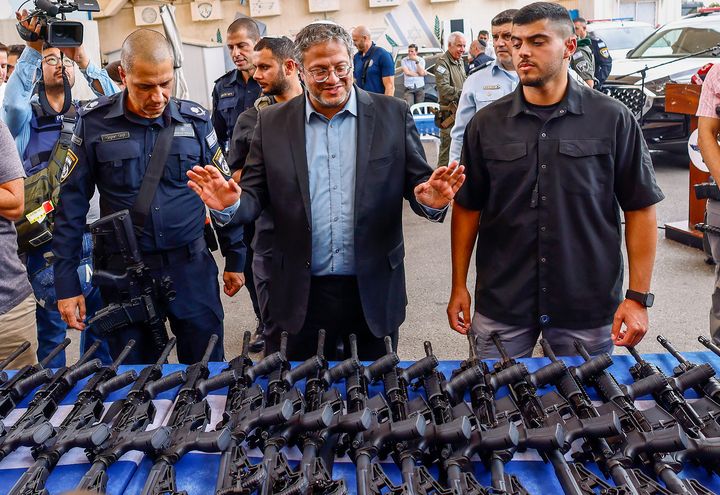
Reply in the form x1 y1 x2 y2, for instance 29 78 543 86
106 237 207 271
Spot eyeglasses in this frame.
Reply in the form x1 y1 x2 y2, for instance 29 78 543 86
43 56 74 68
304 63 352 83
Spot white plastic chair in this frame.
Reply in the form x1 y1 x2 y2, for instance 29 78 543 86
410 102 440 116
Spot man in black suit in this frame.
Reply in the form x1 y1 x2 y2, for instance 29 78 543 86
188 22 465 360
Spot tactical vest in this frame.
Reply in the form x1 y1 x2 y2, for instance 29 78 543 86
15 102 77 253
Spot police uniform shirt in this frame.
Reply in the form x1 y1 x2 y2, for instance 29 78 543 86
52 92 245 299
456 79 664 329
449 59 518 164
211 69 261 150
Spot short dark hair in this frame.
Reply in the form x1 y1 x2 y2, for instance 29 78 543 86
408 43 418 50
575 17 587 24
478 30 489 36
254 36 296 64
228 17 261 41
294 22 352 65
513 2 574 37
0 43 7 55
8 44 24 57
492 9 518 26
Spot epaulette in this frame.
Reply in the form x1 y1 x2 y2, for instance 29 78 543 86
176 99 211 121
213 69 235 84
78 95 113 116
468 60 493 76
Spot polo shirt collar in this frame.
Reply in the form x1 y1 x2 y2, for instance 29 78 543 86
508 76 584 117
305 87 358 123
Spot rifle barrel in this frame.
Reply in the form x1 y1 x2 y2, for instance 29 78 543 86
0 342 31 371
40 338 72 368
657 335 687 363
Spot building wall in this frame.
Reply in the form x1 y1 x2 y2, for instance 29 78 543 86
576 0 681 25
94 0 579 58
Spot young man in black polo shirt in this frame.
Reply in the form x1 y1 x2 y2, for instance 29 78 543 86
447 2 664 358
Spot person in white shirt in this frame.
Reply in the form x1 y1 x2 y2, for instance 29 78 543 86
400 43 426 106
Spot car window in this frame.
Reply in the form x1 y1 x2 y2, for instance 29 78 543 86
630 27 720 57
590 26 656 50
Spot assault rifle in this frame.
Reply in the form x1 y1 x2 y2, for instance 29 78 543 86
141 335 236 495
215 331 294 495
279 332 372 495
89 209 175 354
245 332 335 495
341 336 425 495
7 341 138 495
0 341 102 460
574 340 714 495
78 338 186 493
628 346 720 473
376 338 472 495
0 339 68 420
491 333 621 495
0 341 32 385
660 336 720 404
540 339 702 495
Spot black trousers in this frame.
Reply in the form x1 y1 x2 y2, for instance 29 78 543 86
243 222 261 321
266 276 398 361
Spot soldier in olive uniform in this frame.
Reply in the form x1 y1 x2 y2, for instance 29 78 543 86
434 32 467 167
570 36 595 88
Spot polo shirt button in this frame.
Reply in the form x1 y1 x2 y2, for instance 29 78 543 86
335 248 340 253
559 109 566 114
305 260 310 268
541 164 547 169
541 196 547 201
541 132 547 138
541 287 548 293
540 257 546 263
540 226 547 231
539 314 550 324
331 154 336 158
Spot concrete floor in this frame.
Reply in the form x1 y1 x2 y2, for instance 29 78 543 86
64 144 717 363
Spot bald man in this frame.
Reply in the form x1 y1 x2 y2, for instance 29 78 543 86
352 25 395 95
52 29 246 364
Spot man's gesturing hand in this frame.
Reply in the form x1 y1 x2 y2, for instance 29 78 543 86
414 161 466 209
58 296 87 331
612 298 649 347
187 165 241 210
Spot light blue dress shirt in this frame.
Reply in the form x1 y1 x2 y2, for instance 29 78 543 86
449 60 518 164
2 46 118 158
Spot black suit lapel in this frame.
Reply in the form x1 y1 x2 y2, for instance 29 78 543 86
288 95 312 226
355 88 375 226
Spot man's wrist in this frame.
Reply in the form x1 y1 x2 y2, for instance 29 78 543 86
625 289 654 308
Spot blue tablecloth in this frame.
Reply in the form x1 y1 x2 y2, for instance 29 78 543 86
1 351 720 494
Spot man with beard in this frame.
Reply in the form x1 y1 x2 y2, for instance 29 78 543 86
212 17 262 151
53 29 245 364
226 36 303 352
450 9 519 164
4 10 116 366
447 2 663 358
187 21 465 361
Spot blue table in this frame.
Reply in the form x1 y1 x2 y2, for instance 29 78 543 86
2 352 720 494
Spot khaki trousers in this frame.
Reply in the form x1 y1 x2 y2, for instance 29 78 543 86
0 294 38 368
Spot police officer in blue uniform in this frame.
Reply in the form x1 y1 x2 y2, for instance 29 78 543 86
53 29 246 364
212 17 262 151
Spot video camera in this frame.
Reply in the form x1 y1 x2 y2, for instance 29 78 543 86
16 0 100 48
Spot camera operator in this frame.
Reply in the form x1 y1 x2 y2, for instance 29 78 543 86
696 63 720 345
2 9 116 366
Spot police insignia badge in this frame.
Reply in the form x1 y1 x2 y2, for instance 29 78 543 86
600 47 610 58
60 149 78 183
84 100 99 111
213 148 230 176
190 106 205 116
206 129 218 149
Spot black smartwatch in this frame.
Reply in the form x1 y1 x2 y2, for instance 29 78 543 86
625 289 654 308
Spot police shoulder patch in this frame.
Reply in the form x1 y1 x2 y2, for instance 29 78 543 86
600 47 610 59
178 99 210 121
212 147 231 176
60 149 78 183
436 65 447 75
572 51 583 60
206 129 218 149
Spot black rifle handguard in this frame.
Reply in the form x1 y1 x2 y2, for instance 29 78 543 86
97 370 138 397
622 373 666 399
572 353 613 383
528 361 567 388
669 363 715 392
65 359 103 386
197 370 237 397
145 371 186 399
12 369 54 398
245 352 283 383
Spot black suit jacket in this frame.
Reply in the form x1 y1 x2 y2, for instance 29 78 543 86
227 86 443 337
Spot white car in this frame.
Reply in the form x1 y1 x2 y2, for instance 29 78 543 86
603 12 720 151
587 20 656 60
